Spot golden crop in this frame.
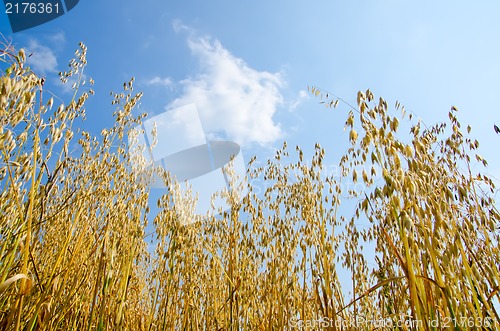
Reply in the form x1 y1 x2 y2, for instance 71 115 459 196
0 44 499 330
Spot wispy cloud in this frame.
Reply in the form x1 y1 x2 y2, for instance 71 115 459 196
25 39 58 75
145 76 173 90
168 25 284 146
289 90 310 112
48 31 66 44
172 20 190 34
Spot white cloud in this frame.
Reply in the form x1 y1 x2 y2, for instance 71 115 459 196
48 31 66 44
25 39 58 75
172 19 189 34
168 33 284 146
289 90 310 111
146 76 173 90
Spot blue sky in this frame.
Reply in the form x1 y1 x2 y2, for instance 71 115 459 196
2 0 500 207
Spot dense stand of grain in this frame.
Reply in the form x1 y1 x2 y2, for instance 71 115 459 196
1 43 499 330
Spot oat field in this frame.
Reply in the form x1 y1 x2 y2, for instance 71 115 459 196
1 43 499 330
